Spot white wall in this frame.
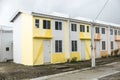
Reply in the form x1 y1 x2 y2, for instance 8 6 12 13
52 20 65 53
100 26 107 51
13 15 22 64
108 27 115 55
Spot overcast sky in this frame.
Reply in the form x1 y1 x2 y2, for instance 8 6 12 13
0 0 120 26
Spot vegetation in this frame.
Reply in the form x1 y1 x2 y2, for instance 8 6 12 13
70 57 77 63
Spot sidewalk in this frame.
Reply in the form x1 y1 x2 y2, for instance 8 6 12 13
31 61 120 80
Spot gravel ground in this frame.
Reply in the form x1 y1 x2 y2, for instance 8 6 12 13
0 56 120 80
99 72 120 80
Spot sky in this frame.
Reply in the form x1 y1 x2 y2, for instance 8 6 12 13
0 0 120 26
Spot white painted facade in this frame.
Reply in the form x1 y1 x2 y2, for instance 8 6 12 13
13 14 22 64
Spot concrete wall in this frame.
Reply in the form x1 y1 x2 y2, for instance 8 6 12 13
1 31 13 61
70 22 80 61
13 14 22 64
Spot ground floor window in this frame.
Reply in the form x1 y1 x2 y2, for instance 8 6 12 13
55 40 62 52
72 40 77 52
102 41 106 50
111 41 114 49
6 47 9 51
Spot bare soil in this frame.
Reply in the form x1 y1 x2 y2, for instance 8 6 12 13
0 56 120 80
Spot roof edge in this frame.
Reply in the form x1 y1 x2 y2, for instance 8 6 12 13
10 12 22 22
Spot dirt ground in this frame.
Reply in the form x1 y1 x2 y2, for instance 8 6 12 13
99 72 120 80
0 56 120 80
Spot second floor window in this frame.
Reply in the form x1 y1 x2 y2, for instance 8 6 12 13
80 25 85 32
115 30 117 35
35 19 39 28
118 30 120 35
87 26 89 32
95 27 99 33
101 28 105 34
71 24 77 31
55 21 62 30
110 29 113 35
43 20 51 29
111 41 113 49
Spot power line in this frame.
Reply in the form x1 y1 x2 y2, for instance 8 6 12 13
94 0 110 21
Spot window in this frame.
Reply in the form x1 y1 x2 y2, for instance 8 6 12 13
118 30 120 35
110 29 113 35
72 41 77 52
111 41 113 49
71 24 77 31
87 26 89 32
95 27 99 33
102 41 106 50
101 28 105 34
80 25 85 32
35 19 39 28
55 40 62 52
55 21 62 30
6 47 9 51
43 20 51 29
115 30 117 35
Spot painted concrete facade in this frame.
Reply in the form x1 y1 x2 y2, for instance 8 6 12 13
11 11 120 66
94 23 120 58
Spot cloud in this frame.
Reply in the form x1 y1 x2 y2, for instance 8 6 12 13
0 0 120 26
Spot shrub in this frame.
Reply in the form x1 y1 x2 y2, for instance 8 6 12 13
111 49 120 57
70 57 77 63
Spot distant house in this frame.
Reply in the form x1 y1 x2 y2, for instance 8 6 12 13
0 26 13 62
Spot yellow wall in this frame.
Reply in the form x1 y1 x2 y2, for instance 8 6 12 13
79 24 91 60
33 17 52 39
21 13 33 65
21 14 91 65
70 52 80 61
33 39 44 65
32 17 67 65
80 24 91 39
51 53 66 64
33 17 53 65
85 40 91 60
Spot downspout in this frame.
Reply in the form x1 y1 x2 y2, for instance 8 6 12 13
68 16 71 61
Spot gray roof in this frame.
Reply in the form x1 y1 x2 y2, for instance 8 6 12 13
10 11 120 28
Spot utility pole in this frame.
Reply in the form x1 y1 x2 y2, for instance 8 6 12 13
91 23 95 68
91 0 110 68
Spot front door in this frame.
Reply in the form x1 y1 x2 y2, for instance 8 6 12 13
81 41 86 60
95 41 100 58
44 40 51 63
